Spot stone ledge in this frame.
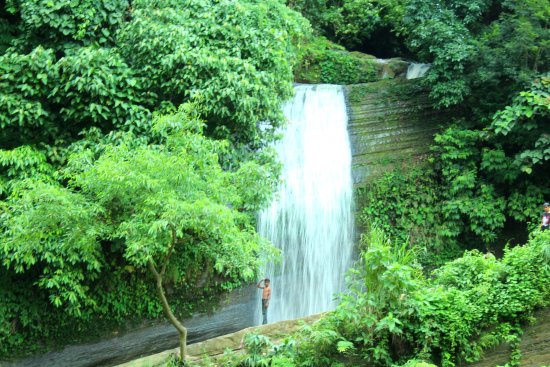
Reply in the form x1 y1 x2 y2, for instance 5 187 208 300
468 308 550 367
114 314 324 367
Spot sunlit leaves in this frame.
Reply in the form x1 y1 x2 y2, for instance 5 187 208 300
0 180 106 316
0 145 54 179
0 106 278 355
336 339 354 353
15 0 129 45
490 75 550 173
116 0 308 145
0 46 56 132
52 47 153 133
0 0 307 356
0 45 153 155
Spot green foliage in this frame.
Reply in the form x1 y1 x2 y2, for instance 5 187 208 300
472 0 549 109
6 0 129 47
488 75 550 174
291 228 550 367
0 46 57 139
398 0 480 107
0 246 178 357
288 229 418 367
359 119 548 261
0 145 55 194
197 333 297 367
1 0 307 173
428 86 549 241
1 0 309 357
385 0 549 110
71 111 270 280
240 334 276 367
287 0 550 118
294 36 379 84
357 161 453 263
0 106 279 355
287 0 384 50
293 0 549 111
1 180 106 315
395 360 437 367
0 45 152 154
432 126 509 244
52 47 153 134
294 0 549 263
116 0 309 145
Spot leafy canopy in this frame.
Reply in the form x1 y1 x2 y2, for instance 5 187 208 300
0 0 307 356
116 0 309 145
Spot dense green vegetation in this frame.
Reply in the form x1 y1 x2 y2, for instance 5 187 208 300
290 0 550 258
201 228 549 367
2 106 282 361
294 36 380 84
0 0 306 358
1 0 549 364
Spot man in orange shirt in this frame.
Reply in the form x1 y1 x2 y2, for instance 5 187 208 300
257 278 271 325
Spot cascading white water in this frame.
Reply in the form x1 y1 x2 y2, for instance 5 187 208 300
257 84 354 323
406 63 430 79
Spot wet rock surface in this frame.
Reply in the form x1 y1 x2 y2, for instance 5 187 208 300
346 78 446 186
115 313 324 367
468 308 550 367
2 286 258 367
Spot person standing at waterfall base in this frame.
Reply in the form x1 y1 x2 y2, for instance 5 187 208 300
257 278 271 325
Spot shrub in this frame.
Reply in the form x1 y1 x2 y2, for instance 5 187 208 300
293 228 550 367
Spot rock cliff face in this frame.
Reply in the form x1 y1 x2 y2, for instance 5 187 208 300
5 286 258 367
469 308 550 367
346 78 446 186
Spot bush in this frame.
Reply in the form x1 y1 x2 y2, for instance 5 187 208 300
357 161 463 267
293 228 550 367
294 36 379 84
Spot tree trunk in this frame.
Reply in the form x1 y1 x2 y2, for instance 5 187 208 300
148 259 188 362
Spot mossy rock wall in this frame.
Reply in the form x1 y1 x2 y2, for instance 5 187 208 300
468 308 550 367
346 78 446 186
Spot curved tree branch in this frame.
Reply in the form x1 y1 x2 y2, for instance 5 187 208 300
148 224 187 361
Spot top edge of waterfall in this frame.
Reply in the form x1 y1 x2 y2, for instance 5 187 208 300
293 83 345 88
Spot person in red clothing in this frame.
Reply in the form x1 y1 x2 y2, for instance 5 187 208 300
257 278 271 325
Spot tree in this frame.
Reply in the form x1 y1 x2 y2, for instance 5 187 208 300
0 45 152 151
488 75 550 175
0 0 308 191
116 0 309 146
4 0 129 49
1 106 278 361
1 0 305 355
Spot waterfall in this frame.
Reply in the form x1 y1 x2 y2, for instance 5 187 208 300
257 84 354 323
406 63 430 79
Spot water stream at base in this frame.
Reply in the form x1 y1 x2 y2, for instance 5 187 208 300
257 84 355 323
